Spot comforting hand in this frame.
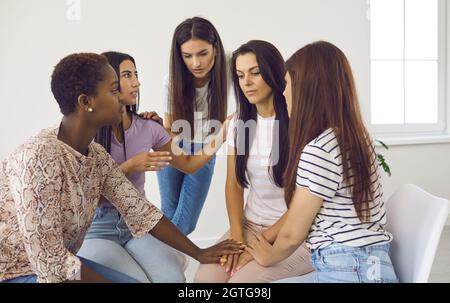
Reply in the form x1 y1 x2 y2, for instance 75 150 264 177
196 239 245 264
121 151 172 174
222 253 239 274
139 111 163 126
246 234 275 267
234 251 254 273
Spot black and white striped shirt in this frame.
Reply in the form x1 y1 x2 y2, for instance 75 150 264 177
296 129 393 251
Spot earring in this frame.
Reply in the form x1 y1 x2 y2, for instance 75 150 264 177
87 108 93 112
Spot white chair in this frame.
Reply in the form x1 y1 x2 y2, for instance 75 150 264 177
275 184 450 283
386 184 450 283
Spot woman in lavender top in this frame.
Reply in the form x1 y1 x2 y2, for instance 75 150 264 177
78 51 230 283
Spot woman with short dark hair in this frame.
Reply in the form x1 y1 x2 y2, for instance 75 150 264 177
0 53 242 283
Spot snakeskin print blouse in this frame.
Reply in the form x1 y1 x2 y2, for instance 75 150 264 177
0 126 163 283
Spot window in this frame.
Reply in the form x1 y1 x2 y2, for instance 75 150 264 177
370 0 445 136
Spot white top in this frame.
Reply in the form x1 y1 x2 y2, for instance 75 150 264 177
296 129 393 251
227 115 287 227
163 76 211 143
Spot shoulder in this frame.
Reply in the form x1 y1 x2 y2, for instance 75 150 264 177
6 127 63 172
16 127 62 158
91 139 120 165
300 129 341 167
132 115 171 148
91 140 109 156
305 129 340 155
90 141 118 171
133 114 165 133
227 117 247 137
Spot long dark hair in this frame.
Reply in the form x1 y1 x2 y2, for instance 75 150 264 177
231 40 289 188
284 41 376 221
95 51 140 159
169 16 227 138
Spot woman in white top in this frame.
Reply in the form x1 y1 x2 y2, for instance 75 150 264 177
157 17 228 235
195 40 314 283
247 41 398 283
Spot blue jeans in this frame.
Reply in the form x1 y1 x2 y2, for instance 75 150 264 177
1 256 138 283
157 140 216 235
79 207 185 283
311 243 398 283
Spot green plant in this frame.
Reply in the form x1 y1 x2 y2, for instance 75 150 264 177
375 139 391 177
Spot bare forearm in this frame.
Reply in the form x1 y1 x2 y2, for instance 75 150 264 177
181 132 225 173
225 186 245 241
269 234 303 265
180 152 214 174
262 212 289 244
148 216 200 260
268 224 310 265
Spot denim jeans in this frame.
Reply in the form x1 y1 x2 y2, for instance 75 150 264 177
1 256 138 283
79 207 185 283
157 140 216 235
311 242 398 283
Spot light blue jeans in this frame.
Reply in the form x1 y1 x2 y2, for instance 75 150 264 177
157 140 216 235
79 206 185 283
311 242 398 283
1 256 139 283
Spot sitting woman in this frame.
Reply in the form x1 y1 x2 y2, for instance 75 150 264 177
195 40 314 283
246 41 398 283
78 51 231 283
0 53 243 283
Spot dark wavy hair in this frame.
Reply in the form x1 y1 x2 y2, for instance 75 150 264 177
51 53 109 115
95 51 140 158
169 16 227 138
231 40 289 188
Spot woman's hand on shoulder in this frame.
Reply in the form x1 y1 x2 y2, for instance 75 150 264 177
139 111 163 126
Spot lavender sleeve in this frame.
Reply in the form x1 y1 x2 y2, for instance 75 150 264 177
147 120 171 149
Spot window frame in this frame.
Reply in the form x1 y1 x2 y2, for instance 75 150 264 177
369 0 447 142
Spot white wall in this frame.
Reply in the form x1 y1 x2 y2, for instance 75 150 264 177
377 144 450 200
0 0 447 242
376 143 450 226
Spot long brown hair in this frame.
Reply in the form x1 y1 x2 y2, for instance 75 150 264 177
231 40 289 188
284 41 376 222
169 17 227 137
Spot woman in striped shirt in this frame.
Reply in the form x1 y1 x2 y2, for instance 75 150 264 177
247 41 398 283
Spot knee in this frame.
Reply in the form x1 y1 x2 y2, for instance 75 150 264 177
151 268 186 283
194 264 228 283
228 268 264 283
228 273 254 283
142 257 186 283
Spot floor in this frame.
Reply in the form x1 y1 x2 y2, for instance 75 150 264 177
429 226 450 283
184 226 450 283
